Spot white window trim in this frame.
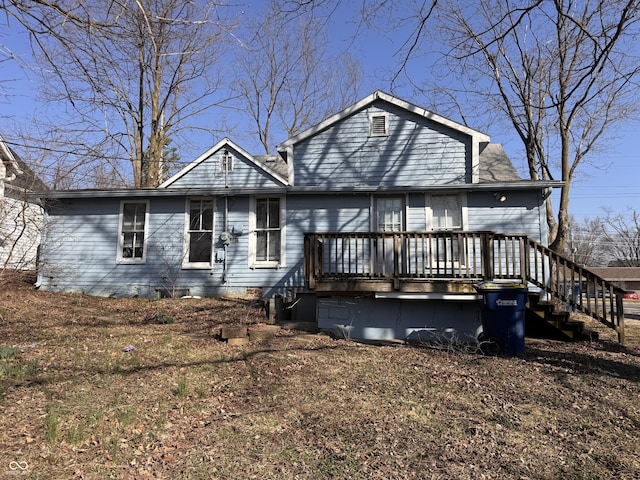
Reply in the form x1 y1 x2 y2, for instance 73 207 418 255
249 195 286 269
425 193 468 231
368 112 389 137
182 197 216 269
116 200 150 264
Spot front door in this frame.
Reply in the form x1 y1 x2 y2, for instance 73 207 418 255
374 197 405 275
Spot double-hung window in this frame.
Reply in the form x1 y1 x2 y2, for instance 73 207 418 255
429 194 465 268
185 198 214 268
431 194 463 231
250 196 285 268
118 201 149 263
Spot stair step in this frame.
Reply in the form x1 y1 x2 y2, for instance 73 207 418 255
525 297 585 341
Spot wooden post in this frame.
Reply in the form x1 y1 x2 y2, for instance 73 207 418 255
481 232 494 281
304 235 316 290
615 291 625 344
393 233 400 290
519 236 528 284
520 237 537 284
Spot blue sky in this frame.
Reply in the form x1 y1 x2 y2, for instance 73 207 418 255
1 1 638 222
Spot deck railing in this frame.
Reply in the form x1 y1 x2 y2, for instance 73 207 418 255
303 231 625 342
524 238 625 343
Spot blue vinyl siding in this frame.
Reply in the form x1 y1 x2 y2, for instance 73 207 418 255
466 191 547 243
407 193 427 231
39 189 547 297
293 102 470 187
40 198 189 296
40 194 372 297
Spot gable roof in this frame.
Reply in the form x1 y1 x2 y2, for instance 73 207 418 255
478 144 522 183
1 134 48 196
277 90 491 150
1 133 23 180
159 137 288 188
254 154 289 181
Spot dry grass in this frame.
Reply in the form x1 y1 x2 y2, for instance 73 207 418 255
1 277 639 479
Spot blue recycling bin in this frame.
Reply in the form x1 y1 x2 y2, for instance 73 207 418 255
476 282 528 356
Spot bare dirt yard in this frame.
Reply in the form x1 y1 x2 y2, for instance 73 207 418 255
1 274 639 479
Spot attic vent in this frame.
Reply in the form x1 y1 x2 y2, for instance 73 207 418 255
370 114 388 137
220 150 234 173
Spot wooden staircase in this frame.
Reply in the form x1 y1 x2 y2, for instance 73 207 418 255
525 291 593 341
522 239 625 343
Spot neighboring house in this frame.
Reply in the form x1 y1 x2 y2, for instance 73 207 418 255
0 134 46 271
37 91 570 342
587 268 640 292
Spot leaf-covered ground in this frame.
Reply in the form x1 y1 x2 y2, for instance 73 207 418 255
1 275 639 479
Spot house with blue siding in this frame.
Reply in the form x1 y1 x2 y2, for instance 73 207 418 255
39 91 625 345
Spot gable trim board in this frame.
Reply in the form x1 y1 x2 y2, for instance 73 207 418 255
278 90 489 148
159 137 289 189
0 135 23 185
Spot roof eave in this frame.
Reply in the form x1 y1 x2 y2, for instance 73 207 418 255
33 186 288 200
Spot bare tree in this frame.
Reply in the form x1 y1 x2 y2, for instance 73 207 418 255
601 208 640 266
418 0 640 252
272 1 640 257
231 0 361 154
567 215 609 266
4 0 237 187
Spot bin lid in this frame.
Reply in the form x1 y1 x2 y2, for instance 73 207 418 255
475 281 527 291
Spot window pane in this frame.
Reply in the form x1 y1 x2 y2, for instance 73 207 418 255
202 202 214 231
122 232 134 258
190 203 202 230
122 204 135 230
134 233 144 258
133 204 146 230
189 232 212 263
256 231 267 261
268 200 280 228
256 199 267 229
123 203 146 231
122 203 135 216
269 231 281 261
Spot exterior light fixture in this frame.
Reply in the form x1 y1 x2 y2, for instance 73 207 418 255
494 192 507 202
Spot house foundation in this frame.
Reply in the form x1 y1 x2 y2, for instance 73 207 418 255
317 295 483 343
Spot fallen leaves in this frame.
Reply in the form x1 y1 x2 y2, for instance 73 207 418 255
1 279 640 478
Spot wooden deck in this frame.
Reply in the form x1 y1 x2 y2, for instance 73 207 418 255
303 231 627 342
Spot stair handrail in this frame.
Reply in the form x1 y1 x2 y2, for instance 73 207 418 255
522 237 625 343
